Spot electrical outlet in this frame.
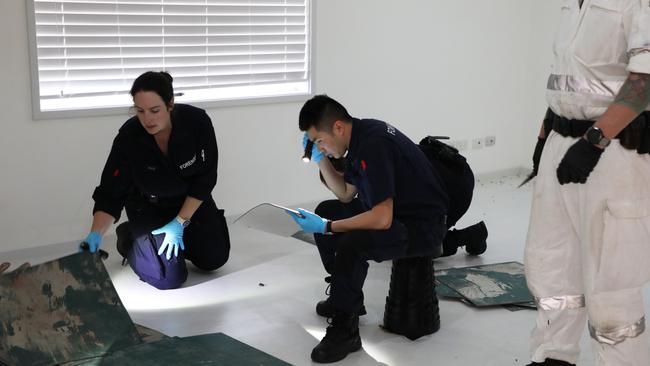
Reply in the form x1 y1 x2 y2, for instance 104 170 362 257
485 136 496 147
447 140 468 151
472 138 483 149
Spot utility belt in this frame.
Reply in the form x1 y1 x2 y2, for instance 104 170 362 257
545 109 650 155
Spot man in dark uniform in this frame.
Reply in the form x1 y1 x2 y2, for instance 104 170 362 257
311 140 488 318
83 71 230 290
288 95 448 363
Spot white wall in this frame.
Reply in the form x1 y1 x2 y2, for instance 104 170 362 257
315 0 535 172
0 0 559 252
526 0 563 136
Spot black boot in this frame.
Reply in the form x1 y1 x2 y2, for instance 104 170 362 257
440 229 459 257
316 276 366 317
526 359 575 366
445 221 487 256
441 221 488 257
311 313 362 363
461 221 488 255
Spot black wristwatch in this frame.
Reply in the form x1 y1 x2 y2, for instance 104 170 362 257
176 216 191 228
585 126 611 148
325 220 333 234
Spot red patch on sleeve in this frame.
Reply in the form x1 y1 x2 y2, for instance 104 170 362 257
113 169 120 177
360 160 367 171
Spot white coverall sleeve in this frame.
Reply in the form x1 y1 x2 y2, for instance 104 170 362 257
626 1 650 73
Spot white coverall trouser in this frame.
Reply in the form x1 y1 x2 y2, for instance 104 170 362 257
525 131 650 366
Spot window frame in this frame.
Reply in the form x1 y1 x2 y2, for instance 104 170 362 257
25 0 314 120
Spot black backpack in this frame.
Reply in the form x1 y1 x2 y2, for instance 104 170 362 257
418 136 474 227
418 136 468 173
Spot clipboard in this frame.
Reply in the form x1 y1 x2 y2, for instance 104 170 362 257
233 203 314 245
263 203 303 217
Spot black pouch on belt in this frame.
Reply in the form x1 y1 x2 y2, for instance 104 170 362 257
619 112 646 151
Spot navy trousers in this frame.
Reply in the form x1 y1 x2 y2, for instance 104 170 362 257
314 199 446 315
118 197 230 290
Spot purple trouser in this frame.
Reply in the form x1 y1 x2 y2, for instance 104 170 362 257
118 198 230 290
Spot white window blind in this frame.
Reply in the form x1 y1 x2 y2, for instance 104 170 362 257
28 0 311 115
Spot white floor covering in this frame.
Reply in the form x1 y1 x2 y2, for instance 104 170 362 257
2 173 649 366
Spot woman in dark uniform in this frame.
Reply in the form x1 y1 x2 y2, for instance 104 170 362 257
82 71 230 289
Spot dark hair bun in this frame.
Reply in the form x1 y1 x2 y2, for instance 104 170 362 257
160 71 173 84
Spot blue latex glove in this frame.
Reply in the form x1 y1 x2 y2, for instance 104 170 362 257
80 231 102 253
287 208 327 234
303 133 324 164
152 219 186 260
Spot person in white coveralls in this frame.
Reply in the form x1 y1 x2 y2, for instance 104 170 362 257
524 0 650 365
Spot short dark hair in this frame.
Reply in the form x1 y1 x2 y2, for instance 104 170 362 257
130 71 175 107
298 94 352 132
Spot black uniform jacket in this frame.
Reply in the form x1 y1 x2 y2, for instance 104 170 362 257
343 118 449 256
92 104 218 222
344 118 449 222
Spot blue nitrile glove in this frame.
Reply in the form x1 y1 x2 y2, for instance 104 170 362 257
303 133 324 164
287 208 328 234
152 218 186 260
80 231 102 253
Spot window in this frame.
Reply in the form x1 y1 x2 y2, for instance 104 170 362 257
26 0 311 118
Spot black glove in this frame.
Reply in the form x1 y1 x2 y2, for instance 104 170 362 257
532 137 546 176
556 138 604 185
518 137 548 188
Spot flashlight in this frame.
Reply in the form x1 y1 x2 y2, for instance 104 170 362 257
80 242 109 260
302 139 314 163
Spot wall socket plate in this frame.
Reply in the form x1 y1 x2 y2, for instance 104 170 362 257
472 138 483 149
485 136 496 147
